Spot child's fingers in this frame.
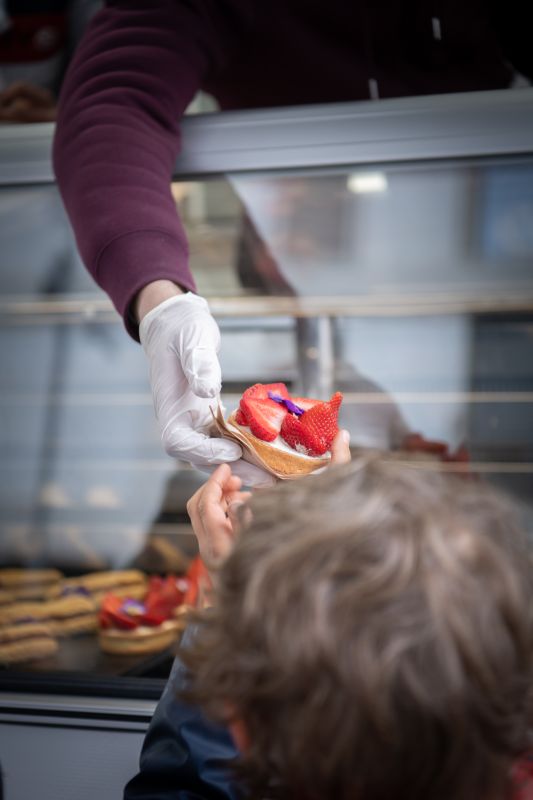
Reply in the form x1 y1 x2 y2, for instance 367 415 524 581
225 474 243 492
187 465 227 522
330 429 351 465
228 501 253 531
187 464 240 563
225 490 252 506
191 494 234 563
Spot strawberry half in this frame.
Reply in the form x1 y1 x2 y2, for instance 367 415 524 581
235 408 247 425
290 396 322 413
242 383 290 402
280 392 343 456
145 576 187 618
240 397 287 442
238 383 291 442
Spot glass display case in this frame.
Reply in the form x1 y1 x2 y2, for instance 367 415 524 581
1 89 533 799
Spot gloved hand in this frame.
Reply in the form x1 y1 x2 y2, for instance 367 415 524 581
139 293 275 487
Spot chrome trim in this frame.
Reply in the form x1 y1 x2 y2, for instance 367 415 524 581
1 391 533 406
175 89 533 175
1 290 533 322
0 692 156 719
1 89 532 185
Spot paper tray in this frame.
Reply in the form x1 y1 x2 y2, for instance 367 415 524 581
211 405 326 480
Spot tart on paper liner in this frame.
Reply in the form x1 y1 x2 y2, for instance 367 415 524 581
212 383 344 479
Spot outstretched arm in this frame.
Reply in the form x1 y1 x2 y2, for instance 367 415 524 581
53 0 220 338
53 2 277 479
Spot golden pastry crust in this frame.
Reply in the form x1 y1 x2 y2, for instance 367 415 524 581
0 568 63 601
58 570 147 606
0 623 58 664
90 583 147 605
52 614 98 637
228 412 329 477
98 619 184 655
0 589 15 606
0 595 97 636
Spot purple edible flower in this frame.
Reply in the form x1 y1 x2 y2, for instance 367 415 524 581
268 391 305 417
121 599 146 615
62 586 91 597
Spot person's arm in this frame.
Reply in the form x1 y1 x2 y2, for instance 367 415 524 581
53 0 213 337
53 2 277 481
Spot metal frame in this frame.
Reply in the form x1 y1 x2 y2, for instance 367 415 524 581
0 692 156 729
0 88 532 185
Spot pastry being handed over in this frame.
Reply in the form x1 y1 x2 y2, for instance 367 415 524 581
215 383 343 478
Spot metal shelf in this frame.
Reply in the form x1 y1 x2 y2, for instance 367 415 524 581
1 290 533 324
1 89 533 185
1 391 533 407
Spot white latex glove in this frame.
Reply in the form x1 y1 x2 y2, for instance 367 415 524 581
139 293 275 487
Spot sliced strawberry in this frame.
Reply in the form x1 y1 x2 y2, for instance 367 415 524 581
238 384 291 436
136 611 167 627
146 596 177 618
242 383 290 402
290 396 322 413
106 608 138 630
240 396 287 442
145 576 187 618
280 392 343 456
180 556 212 608
100 592 162 629
235 408 247 425
98 609 113 629
280 413 306 452
101 593 125 614
186 555 209 583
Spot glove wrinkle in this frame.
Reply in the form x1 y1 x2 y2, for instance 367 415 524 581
162 425 242 465
181 346 221 399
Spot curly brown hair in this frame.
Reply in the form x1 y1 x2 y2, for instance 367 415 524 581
183 457 533 800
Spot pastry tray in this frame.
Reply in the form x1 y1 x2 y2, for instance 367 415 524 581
0 633 176 698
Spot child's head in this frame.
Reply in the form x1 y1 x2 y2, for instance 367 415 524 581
185 457 533 800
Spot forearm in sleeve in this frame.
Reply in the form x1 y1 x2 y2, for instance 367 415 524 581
53 1 219 339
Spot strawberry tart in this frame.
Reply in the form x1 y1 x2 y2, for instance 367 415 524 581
226 383 343 477
98 559 210 656
98 575 189 655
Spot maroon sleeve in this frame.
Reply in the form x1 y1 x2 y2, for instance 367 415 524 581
53 1 225 339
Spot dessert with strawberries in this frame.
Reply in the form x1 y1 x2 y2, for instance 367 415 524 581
227 383 343 477
98 558 211 655
98 575 190 655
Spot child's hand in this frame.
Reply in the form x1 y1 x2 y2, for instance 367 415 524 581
187 464 251 570
330 429 351 466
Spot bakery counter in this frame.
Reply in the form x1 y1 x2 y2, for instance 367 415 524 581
0 631 177 799
0 687 157 800
0 632 175 697
0 561 208 797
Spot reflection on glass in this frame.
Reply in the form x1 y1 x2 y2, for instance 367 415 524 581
167 160 533 312
0 156 532 681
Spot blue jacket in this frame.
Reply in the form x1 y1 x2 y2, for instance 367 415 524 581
124 648 242 800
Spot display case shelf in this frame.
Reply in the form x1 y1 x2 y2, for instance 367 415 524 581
1 89 532 704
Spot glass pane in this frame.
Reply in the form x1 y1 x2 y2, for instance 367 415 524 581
1 154 532 688
175 159 533 302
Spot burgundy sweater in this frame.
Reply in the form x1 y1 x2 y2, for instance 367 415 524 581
52 0 532 339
